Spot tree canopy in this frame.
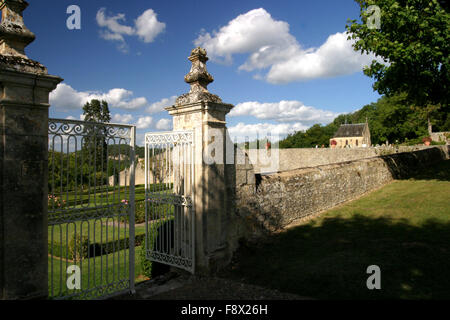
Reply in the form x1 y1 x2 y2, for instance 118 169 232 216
346 0 449 128
82 99 111 123
279 93 448 148
81 99 111 171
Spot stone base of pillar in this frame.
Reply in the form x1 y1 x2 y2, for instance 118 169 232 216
166 99 237 275
0 68 62 300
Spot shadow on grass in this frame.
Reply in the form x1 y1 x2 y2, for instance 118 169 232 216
223 214 450 300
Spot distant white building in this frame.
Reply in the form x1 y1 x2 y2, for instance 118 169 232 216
330 121 371 148
109 158 173 186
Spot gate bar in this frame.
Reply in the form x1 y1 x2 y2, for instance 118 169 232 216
129 126 136 294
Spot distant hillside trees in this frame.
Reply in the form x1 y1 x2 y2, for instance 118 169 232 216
279 93 449 148
279 123 339 149
48 151 129 192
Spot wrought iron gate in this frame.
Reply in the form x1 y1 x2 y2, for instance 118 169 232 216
47 118 136 299
144 131 195 273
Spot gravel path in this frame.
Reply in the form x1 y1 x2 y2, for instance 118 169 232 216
112 272 310 300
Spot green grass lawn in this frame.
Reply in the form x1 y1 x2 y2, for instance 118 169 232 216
48 183 174 255
47 183 175 299
223 160 450 299
48 247 144 299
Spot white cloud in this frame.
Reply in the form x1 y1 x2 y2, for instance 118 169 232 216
146 96 177 114
112 113 134 124
194 8 380 83
114 96 149 110
194 8 296 65
229 100 338 125
136 116 153 129
228 122 308 142
96 9 135 36
265 32 380 83
135 9 166 43
50 83 88 110
50 83 149 111
65 116 76 120
156 118 172 130
96 8 165 52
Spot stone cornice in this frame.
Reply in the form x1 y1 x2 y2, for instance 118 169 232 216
0 68 62 87
0 55 48 75
165 100 234 116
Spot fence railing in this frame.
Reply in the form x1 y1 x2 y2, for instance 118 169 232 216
145 131 195 274
47 118 135 299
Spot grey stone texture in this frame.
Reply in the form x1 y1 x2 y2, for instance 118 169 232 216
431 131 450 143
0 0 62 299
175 47 222 106
0 1 35 58
166 48 236 274
236 146 449 237
248 145 435 174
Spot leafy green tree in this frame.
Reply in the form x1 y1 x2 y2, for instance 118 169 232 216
82 99 111 183
280 123 340 148
82 99 111 123
350 93 428 143
346 0 449 133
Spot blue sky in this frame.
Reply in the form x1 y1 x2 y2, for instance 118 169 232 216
25 0 381 145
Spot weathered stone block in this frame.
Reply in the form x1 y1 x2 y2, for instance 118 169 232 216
1 67 60 301
3 104 48 137
4 135 48 161
235 167 247 186
3 159 45 190
247 170 255 185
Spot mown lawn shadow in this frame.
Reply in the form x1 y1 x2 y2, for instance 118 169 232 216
224 213 450 300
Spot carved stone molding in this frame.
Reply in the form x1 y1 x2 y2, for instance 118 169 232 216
175 47 223 105
0 1 48 74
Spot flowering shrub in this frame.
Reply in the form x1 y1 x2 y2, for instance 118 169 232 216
119 199 145 224
48 195 66 209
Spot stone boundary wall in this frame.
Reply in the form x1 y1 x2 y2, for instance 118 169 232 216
431 132 450 143
108 158 173 186
235 146 449 238
247 145 436 174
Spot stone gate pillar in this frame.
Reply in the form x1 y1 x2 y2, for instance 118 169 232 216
0 0 62 299
165 48 236 274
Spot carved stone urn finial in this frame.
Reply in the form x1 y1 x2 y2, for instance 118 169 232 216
0 0 35 58
185 47 214 93
0 0 47 74
175 47 222 105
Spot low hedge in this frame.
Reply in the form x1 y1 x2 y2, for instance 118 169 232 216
48 232 146 260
